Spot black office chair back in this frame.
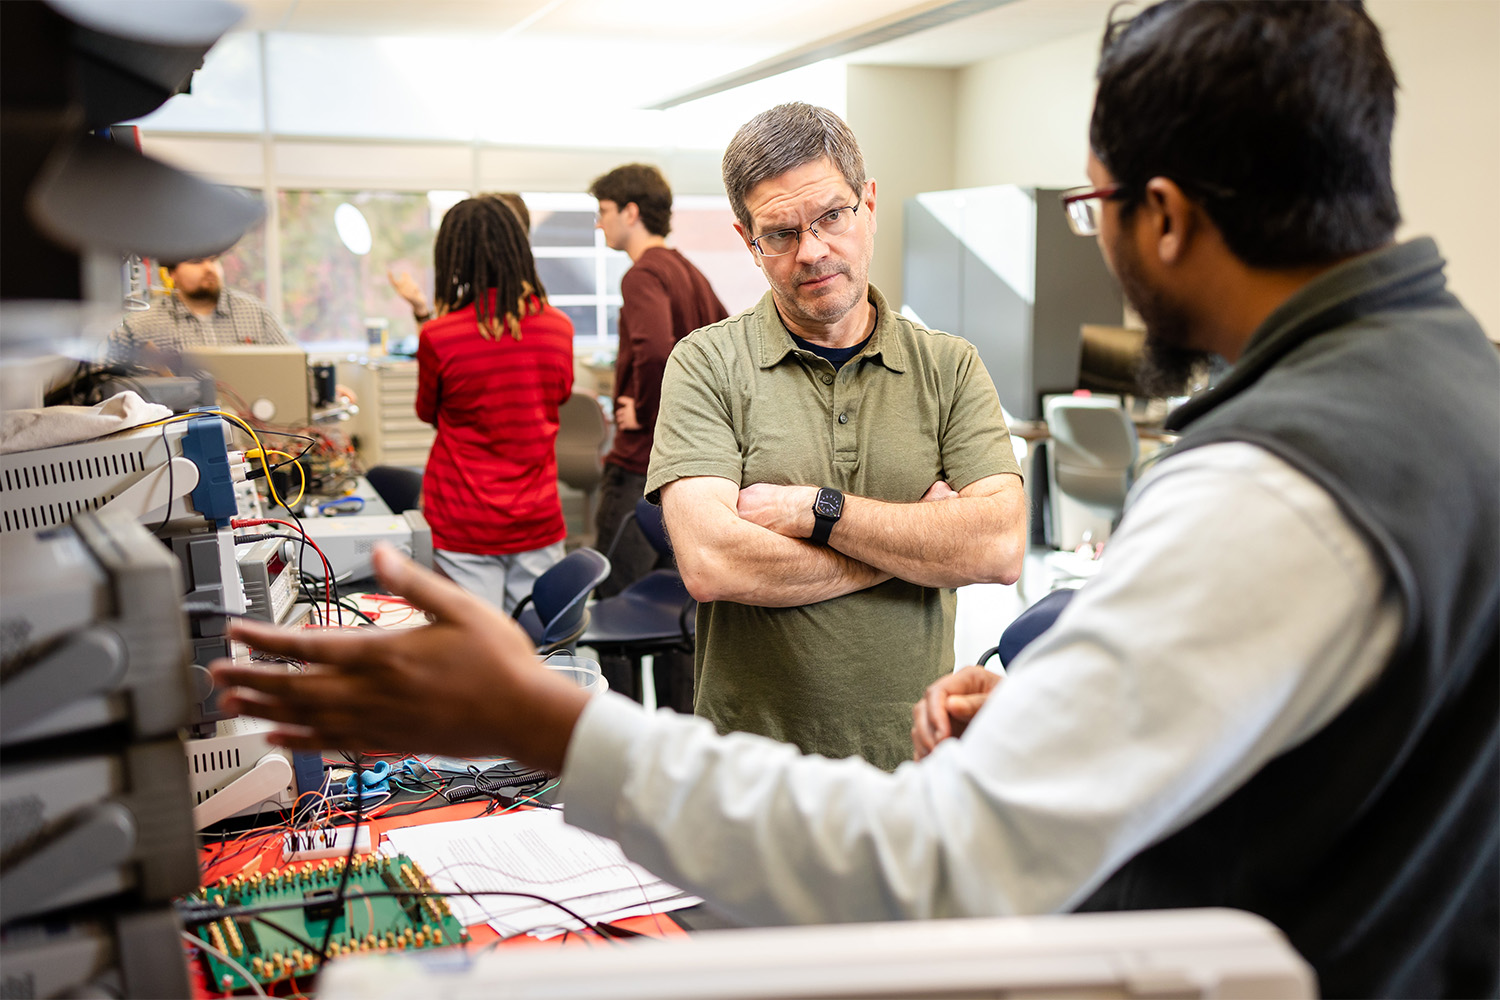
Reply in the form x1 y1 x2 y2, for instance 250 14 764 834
978 588 1078 669
584 499 692 705
365 465 424 514
513 548 611 652
632 496 671 558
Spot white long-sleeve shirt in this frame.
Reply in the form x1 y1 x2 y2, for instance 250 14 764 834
560 442 1403 925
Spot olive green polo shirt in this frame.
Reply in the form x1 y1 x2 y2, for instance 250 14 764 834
646 285 1020 770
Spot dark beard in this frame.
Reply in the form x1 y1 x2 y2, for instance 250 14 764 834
1136 334 1212 398
1109 231 1214 398
179 287 220 309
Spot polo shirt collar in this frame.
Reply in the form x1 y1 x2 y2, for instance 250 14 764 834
754 283 907 373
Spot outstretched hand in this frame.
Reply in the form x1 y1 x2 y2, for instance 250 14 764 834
387 268 430 316
212 546 589 772
911 665 1002 760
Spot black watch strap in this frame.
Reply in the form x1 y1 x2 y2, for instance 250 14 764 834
810 487 844 545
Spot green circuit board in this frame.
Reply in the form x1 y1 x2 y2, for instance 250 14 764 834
186 853 468 993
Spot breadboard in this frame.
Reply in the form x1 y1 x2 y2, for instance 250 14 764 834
282 825 373 862
185 852 467 993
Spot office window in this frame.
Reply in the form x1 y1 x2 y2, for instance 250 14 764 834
208 187 760 351
526 193 622 350
535 257 595 296
218 188 268 302
278 189 435 347
525 193 764 354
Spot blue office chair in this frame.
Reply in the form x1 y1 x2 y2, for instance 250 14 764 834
581 499 697 708
628 495 672 555
512 548 611 654
978 588 1077 670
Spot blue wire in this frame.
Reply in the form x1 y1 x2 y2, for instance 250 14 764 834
317 496 365 516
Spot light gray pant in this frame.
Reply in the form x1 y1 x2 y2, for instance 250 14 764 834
433 542 566 615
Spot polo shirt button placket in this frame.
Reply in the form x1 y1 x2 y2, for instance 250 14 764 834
820 373 833 385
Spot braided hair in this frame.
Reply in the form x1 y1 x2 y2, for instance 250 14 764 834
432 197 547 341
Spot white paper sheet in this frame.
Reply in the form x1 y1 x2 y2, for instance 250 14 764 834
381 809 701 939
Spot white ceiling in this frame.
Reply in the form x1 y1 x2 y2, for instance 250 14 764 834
857 0 1115 66
229 0 1116 100
237 0 919 44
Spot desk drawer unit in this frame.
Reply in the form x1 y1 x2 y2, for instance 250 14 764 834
353 360 435 467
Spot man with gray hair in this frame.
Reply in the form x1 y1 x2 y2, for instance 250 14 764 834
644 102 1027 770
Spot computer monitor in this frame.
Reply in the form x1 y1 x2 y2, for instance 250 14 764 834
183 344 311 426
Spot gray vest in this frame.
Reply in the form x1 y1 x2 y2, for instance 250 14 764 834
1080 239 1499 999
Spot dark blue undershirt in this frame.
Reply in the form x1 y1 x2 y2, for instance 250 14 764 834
790 332 871 371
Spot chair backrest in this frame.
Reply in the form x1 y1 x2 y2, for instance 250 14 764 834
365 465 424 514
555 393 608 493
1044 395 1138 510
632 496 672 558
527 548 611 650
977 587 1080 670
997 588 1077 667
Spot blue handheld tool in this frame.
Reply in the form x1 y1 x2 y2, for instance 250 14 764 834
344 759 392 801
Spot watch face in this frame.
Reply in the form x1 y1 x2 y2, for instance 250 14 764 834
814 490 843 518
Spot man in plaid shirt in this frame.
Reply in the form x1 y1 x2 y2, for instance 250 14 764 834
107 254 292 363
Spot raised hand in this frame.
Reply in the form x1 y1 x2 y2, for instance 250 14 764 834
386 268 431 316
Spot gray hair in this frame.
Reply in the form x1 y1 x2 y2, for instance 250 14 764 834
721 103 866 231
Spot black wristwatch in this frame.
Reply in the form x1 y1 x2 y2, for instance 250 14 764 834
810 487 844 545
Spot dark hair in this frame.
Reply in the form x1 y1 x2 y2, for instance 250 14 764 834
432 197 546 341
1091 0 1400 269
483 191 531 232
721 103 865 231
588 164 672 237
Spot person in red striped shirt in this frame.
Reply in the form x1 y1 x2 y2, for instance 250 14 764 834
415 197 575 612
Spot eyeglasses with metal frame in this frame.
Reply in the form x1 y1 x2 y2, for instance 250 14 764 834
751 203 861 257
1058 184 1125 237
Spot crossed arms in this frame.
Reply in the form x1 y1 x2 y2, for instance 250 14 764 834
660 472 1026 607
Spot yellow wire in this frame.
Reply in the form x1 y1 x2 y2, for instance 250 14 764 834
259 448 306 506
130 409 291 511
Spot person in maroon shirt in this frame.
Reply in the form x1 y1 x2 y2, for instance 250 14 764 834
589 164 729 708
416 197 575 613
